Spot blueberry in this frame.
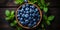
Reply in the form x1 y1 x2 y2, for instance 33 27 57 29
32 13 35 17
19 18 23 21
25 14 29 18
17 10 21 14
17 14 20 17
30 14 33 17
30 5 35 9
22 5 25 8
24 20 29 25
25 11 29 14
33 19 36 22
18 17 20 20
35 13 39 16
20 21 25 25
30 21 33 24
28 17 32 20
30 8 33 13
28 23 32 27
25 7 29 11
32 22 36 26
35 8 38 12
22 14 25 18
34 10 37 13
26 3 29 7
20 13 22 15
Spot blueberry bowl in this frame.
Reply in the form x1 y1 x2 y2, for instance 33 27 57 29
16 3 42 29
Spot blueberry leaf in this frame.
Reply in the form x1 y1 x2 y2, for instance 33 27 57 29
17 27 22 30
11 11 14 16
41 0 45 6
43 7 48 13
46 2 50 6
41 24 44 28
5 10 10 16
29 0 37 4
13 20 17 25
48 16 54 21
43 15 47 20
15 0 24 4
38 3 43 9
46 21 51 25
5 17 10 21
10 23 15 26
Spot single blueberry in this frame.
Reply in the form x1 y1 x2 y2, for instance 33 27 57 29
24 20 29 25
30 5 35 9
19 18 23 21
22 5 25 8
32 13 35 17
18 17 20 20
30 14 33 17
33 19 36 22
25 11 29 14
28 23 32 27
20 13 22 15
32 22 36 26
26 3 29 7
35 13 39 16
17 10 20 14
25 7 29 11
28 17 32 20
35 8 38 12
25 14 29 18
19 9 23 13
29 8 33 13
20 21 25 25
30 21 33 24
22 14 25 18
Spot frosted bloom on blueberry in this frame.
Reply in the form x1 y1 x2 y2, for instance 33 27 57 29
25 7 29 11
22 5 25 8
25 14 29 18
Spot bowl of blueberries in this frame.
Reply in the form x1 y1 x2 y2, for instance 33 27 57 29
16 3 42 29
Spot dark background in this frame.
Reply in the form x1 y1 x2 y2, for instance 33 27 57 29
0 0 60 30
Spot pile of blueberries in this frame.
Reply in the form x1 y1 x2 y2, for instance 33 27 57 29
17 3 40 28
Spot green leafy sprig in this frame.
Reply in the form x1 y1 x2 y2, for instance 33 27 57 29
5 10 22 30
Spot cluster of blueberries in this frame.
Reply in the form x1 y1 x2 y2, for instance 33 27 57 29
17 3 40 28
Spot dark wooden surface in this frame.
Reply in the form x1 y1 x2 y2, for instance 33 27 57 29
0 0 60 30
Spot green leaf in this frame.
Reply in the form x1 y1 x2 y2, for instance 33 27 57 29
48 16 54 21
38 3 43 9
29 0 37 4
5 10 10 16
46 2 50 6
41 24 44 28
17 27 22 30
5 17 10 20
46 21 51 25
15 0 24 4
43 15 47 20
41 0 45 6
13 20 17 24
10 23 15 26
43 7 48 13
11 11 14 16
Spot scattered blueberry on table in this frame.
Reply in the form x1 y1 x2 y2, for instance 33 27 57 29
17 3 40 28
